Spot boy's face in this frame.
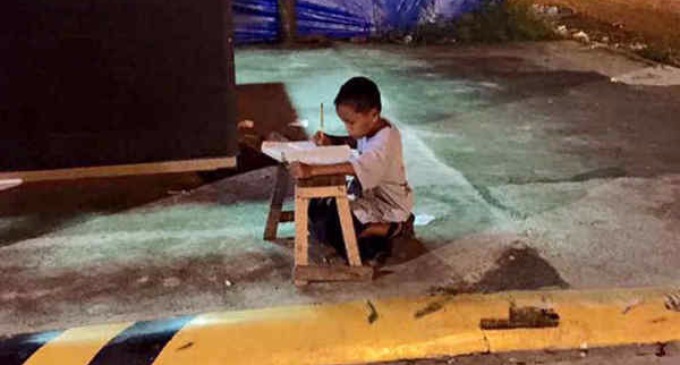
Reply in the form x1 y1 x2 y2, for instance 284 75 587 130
336 103 380 139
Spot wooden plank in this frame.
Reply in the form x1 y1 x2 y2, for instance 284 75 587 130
279 211 295 223
0 157 236 182
296 186 346 199
0 179 23 192
264 208 282 241
336 195 362 267
294 265 373 282
294 195 310 286
294 196 309 267
264 165 290 241
277 0 297 43
297 175 346 187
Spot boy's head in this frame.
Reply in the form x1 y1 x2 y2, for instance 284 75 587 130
334 77 382 138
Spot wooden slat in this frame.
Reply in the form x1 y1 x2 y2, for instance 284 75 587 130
0 179 23 192
294 196 310 286
277 0 297 43
296 175 346 187
279 171 372 284
296 186 346 199
294 265 373 282
279 211 295 223
0 157 237 182
335 195 362 267
264 165 290 241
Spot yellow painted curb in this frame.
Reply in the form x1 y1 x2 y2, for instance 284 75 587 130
153 287 680 365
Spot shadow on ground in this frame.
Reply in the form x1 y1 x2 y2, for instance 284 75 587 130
0 83 305 247
473 246 569 292
0 249 292 322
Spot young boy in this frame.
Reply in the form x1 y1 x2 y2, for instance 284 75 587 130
288 77 414 262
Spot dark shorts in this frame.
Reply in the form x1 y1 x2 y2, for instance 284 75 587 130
308 198 391 261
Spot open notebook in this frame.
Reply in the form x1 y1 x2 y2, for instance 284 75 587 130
261 141 352 165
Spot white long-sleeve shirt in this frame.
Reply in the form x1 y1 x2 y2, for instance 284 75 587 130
349 122 414 224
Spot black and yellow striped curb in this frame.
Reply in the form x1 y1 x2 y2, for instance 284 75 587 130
1 287 678 365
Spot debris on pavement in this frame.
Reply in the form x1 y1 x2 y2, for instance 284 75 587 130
480 303 560 330
622 298 643 315
656 342 667 357
414 214 436 226
176 342 194 351
414 299 447 319
532 4 560 17
629 42 648 51
580 342 589 357
366 300 379 324
555 25 568 37
532 2 679 66
610 66 680 86
573 31 590 43
163 277 181 288
532 4 574 19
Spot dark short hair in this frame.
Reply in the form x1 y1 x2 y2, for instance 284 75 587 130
334 76 382 113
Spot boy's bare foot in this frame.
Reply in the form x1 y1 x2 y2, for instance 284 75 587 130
359 218 413 239
358 222 392 238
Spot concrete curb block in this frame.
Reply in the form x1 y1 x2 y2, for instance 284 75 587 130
6 287 680 365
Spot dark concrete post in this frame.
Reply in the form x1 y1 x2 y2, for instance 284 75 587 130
278 0 297 43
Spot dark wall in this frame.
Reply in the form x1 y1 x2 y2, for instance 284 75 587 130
0 0 238 171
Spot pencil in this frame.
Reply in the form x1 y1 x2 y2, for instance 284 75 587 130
320 102 325 133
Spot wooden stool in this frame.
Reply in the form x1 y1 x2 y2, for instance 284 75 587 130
264 165 293 242
264 165 373 286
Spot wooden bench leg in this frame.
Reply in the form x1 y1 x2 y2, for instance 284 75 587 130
335 195 362 267
294 195 309 286
291 180 371 285
264 165 290 241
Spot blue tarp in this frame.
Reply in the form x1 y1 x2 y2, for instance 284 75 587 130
233 0 280 44
297 0 373 38
233 0 485 44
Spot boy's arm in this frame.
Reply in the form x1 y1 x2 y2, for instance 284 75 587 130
329 135 357 149
289 161 354 179
314 132 357 149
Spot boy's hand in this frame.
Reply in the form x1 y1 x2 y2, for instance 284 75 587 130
312 131 332 146
288 161 314 179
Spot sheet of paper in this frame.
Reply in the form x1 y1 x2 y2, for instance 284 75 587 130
261 141 352 165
